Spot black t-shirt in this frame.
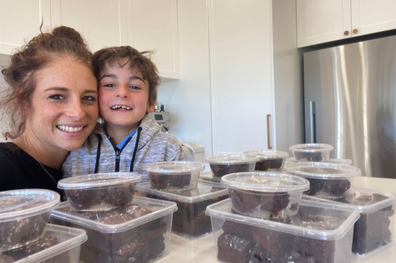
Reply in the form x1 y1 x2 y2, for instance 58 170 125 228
0 142 65 199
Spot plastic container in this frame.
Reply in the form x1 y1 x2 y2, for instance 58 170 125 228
289 143 334 161
137 180 228 240
57 172 141 212
0 224 87 263
220 172 310 219
205 154 258 181
206 198 360 263
50 196 177 263
143 161 204 190
243 150 289 171
284 162 361 200
0 189 60 252
306 187 396 256
285 157 353 165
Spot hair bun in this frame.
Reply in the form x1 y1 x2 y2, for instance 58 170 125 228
52 26 87 48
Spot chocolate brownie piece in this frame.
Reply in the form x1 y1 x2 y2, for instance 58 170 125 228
148 172 191 189
0 201 49 250
260 192 290 217
306 178 351 198
217 232 254 263
0 236 70 263
249 244 291 263
210 163 251 179
255 158 283 171
291 236 335 263
252 226 294 260
222 221 253 238
229 189 260 214
66 183 135 211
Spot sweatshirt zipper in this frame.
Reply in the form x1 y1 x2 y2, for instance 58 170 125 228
115 149 121 171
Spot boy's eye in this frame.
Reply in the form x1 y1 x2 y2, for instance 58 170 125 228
49 94 64 100
130 86 141 90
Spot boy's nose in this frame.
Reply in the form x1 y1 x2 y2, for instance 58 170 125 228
116 86 129 98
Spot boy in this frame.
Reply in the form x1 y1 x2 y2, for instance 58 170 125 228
62 46 184 181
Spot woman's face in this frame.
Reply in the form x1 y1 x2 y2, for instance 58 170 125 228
23 57 98 154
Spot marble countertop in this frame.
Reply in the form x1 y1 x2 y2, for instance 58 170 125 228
158 176 396 263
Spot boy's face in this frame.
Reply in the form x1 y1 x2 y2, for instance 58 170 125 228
98 60 155 131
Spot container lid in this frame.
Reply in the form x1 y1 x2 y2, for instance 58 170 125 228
289 143 334 152
57 172 141 190
284 162 361 179
205 154 258 164
142 161 204 174
306 187 396 214
50 196 177 233
243 150 289 160
206 198 360 241
0 189 60 222
220 172 310 192
0 224 87 263
137 181 228 203
285 157 353 165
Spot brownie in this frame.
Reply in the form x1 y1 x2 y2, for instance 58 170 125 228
217 232 254 263
222 221 253 237
146 186 228 238
342 192 395 254
255 158 283 171
148 172 191 190
210 163 251 179
229 189 260 214
291 236 335 263
65 183 136 212
260 192 290 218
305 178 351 198
0 201 49 251
0 236 70 263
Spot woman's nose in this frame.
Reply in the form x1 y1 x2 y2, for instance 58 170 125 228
66 100 86 120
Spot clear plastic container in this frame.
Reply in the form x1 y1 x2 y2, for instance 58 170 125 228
243 150 289 171
143 161 204 190
284 162 361 200
206 198 360 263
205 154 258 181
137 180 228 240
305 187 396 256
0 224 87 263
289 143 334 161
50 196 177 263
0 189 60 252
220 172 310 219
285 157 353 165
57 172 141 212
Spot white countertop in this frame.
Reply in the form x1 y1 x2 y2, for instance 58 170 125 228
158 177 396 263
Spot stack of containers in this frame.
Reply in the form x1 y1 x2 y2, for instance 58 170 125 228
138 161 229 240
205 171 361 263
0 189 87 263
50 172 177 263
285 143 396 256
243 150 289 171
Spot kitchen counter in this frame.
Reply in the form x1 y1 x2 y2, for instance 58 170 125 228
158 176 396 263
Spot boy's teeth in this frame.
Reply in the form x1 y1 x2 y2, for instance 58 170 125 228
111 105 132 110
57 125 83 132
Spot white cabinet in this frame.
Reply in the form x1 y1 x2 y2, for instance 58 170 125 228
0 0 51 54
297 0 396 47
208 0 274 154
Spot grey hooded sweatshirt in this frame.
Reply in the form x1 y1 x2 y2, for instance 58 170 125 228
62 116 184 181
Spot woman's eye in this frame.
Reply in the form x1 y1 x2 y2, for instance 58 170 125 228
49 94 64 100
103 83 115 88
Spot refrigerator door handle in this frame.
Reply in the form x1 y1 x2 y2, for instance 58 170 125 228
267 114 272 149
309 101 316 143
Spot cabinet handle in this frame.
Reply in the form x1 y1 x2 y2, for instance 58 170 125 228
344 30 349 36
266 114 272 149
309 101 316 143
353 28 358 34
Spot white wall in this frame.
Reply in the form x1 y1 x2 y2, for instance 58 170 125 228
273 0 304 152
157 0 213 158
0 53 11 142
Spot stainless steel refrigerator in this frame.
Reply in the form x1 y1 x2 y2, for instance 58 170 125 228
304 35 396 178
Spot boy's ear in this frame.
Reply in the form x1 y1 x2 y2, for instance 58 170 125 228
147 103 155 113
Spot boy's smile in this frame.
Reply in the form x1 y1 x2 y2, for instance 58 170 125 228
98 59 155 135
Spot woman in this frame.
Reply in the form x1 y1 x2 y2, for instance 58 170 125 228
0 26 98 198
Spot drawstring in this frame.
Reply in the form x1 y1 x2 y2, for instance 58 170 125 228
130 127 142 172
94 134 102 173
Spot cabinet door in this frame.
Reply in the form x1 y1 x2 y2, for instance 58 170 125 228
0 0 50 54
49 0 126 52
209 0 274 155
297 0 351 47
351 0 396 37
128 0 179 79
